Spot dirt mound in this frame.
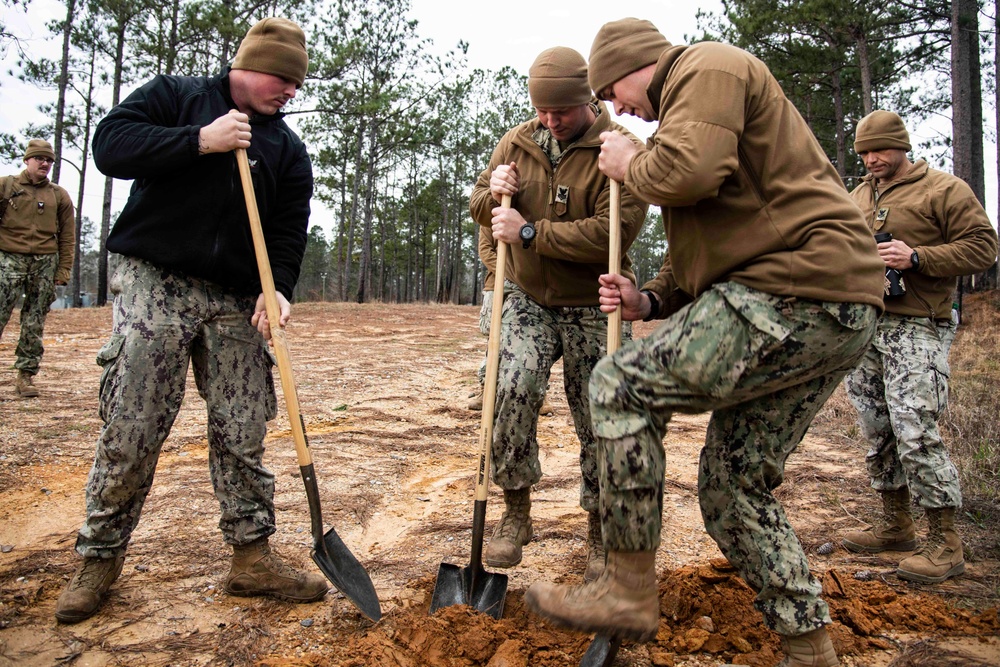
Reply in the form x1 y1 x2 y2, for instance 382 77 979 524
255 561 999 667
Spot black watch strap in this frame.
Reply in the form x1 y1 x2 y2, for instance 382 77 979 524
640 290 660 322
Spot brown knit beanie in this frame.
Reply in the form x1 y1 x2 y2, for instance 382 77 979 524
528 47 591 108
589 18 671 97
232 18 308 88
854 110 911 153
23 139 55 162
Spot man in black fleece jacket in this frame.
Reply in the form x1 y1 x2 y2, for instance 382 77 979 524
56 18 325 624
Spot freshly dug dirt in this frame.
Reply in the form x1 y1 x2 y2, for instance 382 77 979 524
1 302 997 667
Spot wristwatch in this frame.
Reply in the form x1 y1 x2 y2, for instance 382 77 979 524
519 222 536 249
910 250 920 269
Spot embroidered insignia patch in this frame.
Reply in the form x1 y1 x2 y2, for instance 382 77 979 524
876 208 889 222
555 185 569 204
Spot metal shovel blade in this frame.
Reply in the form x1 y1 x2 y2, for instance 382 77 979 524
429 561 508 619
580 635 622 667
313 524 382 622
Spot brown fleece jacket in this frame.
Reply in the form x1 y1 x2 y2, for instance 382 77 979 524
470 104 649 308
0 171 76 283
851 160 997 319
628 42 884 316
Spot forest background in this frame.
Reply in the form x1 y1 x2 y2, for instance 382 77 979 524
0 0 998 308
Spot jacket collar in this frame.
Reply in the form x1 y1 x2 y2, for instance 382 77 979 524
860 158 928 189
17 169 49 187
219 66 286 124
647 45 687 113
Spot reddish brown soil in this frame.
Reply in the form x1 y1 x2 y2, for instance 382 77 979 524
1 302 997 667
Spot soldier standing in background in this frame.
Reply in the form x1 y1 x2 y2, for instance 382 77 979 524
0 138 76 398
841 110 998 584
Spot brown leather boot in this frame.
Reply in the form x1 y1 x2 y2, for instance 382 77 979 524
897 507 965 583
775 627 840 666
467 384 484 410
842 488 917 553
538 394 554 415
224 538 328 602
525 550 659 641
55 553 125 623
584 511 606 582
484 488 533 567
15 370 39 398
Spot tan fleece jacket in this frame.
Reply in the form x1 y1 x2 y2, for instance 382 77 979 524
0 171 76 283
629 42 885 316
470 104 649 307
851 160 998 319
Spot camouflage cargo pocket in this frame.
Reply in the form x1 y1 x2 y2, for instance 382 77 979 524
95 334 126 423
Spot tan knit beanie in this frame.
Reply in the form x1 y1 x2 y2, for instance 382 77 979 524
23 139 55 162
854 110 911 153
589 18 670 97
232 18 308 88
528 47 591 108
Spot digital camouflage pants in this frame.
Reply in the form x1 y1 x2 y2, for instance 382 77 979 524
0 250 57 374
492 282 629 512
589 281 877 636
844 313 961 509
76 257 278 559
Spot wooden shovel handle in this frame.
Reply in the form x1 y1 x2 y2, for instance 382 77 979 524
608 180 622 355
235 148 312 468
475 194 511 501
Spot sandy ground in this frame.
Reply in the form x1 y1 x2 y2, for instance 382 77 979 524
0 302 997 667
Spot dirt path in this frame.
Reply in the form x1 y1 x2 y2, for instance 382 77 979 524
1 303 997 667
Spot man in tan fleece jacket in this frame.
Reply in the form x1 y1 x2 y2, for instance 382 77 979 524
470 46 648 581
841 110 997 585
523 18 885 667
0 139 76 398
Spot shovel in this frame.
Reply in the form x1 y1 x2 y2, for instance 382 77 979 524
429 194 513 619
235 148 381 623
581 179 625 667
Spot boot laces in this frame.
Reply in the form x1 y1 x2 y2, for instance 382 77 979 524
71 558 116 591
494 510 528 541
258 550 303 580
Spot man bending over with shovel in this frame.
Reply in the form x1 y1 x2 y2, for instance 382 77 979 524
524 19 886 667
470 46 647 581
56 18 325 623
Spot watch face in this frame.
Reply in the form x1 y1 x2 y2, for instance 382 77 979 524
519 224 535 241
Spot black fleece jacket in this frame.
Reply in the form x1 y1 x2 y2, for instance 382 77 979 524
93 68 312 299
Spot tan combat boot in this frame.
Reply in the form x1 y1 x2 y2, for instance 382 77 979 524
55 553 126 623
484 488 533 567
774 626 840 667
584 511 606 582
15 370 39 398
524 550 658 641
538 393 554 415
841 488 917 553
897 507 965 583
467 384 484 411
224 538 328 602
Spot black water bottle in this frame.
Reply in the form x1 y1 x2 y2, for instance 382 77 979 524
874 232 906 297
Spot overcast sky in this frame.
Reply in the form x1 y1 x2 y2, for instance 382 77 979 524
2 0 996 230
0 1 720 230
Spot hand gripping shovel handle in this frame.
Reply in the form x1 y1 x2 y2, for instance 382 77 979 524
581 180 624 667
607 180 623 356
235 149 381 622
